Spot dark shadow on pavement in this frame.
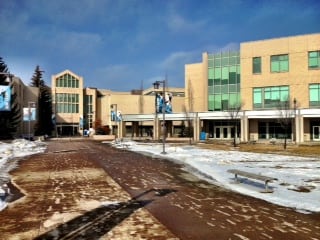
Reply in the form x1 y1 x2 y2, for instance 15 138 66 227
34 188 176 240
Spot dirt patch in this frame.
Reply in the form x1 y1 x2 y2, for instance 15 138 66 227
197 140 320 158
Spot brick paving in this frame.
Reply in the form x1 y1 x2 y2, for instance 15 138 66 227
0 139 319 240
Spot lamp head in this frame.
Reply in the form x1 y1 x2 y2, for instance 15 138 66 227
153 81 160 89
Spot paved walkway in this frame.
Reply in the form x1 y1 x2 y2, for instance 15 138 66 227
0 139 319 240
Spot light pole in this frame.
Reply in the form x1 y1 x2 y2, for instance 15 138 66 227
28 102 36 140
111 104 118 138
293 98 297 143
153 80 166 154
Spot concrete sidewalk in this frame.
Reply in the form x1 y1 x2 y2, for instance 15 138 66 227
0 140 178 239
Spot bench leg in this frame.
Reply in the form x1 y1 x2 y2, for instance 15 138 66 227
262 181 273 193
234 174 240 183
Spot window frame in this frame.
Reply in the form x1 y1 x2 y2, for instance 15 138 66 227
253 57 262 74
270 54 289 73
308 51 320 69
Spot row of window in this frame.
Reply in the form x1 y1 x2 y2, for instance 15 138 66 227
208 66 241 85
55 74 80 88
56 103 79 113
208 51 240 68
55 93 79 113
253 84 320 109
208 93 240 111
253 50 320 74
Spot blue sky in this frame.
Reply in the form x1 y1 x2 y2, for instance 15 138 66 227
1 0 319 91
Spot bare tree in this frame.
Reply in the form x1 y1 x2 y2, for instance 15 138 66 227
277 98 295 150
227 102 242 147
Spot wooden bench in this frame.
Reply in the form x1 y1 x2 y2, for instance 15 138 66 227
227 169 278 193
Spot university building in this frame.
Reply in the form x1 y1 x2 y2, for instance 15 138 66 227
186 33 320 143
8 33 320 143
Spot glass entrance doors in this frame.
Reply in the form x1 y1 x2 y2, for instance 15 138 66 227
214 126 236 139
313 126 320 141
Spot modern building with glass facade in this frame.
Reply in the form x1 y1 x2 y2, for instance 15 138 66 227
185 33 320 143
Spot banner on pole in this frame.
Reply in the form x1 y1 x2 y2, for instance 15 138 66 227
0 85 11 111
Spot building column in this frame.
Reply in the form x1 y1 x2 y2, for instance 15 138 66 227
153 115 159 140
193 113 200 141
132 122 139 137
241 113 249 142
118 121 123 138
297 111 304 143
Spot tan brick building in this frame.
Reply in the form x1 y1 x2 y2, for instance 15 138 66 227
185 33 320 143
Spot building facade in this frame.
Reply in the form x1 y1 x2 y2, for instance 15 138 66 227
185 33 320 143
9 33 320 144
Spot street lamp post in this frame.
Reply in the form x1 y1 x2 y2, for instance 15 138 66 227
293 98 297 143
28 101 36 140
111 104 118 138
153 80 166 154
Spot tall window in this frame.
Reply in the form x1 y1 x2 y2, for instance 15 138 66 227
56 93 79 113
310 84 320 107
253 57 261 74
253 86 289 109
208 51 240 111
271 54 289 72
55 73 79 88
309 51 320 69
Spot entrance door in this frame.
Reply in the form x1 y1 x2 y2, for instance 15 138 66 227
313 126 320 141
215 126 231 139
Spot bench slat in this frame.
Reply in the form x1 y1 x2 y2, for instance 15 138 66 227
227 169 277 182
227 169 277 193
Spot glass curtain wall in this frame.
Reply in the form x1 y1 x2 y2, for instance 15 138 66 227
208 51 241 111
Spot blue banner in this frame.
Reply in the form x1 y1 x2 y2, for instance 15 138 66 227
0 85 11 111
155 92 172 113
23 107 36 121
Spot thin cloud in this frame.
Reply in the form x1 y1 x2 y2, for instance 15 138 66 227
167 13 207 33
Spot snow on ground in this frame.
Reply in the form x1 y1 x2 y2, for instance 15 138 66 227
0 139 47 211
0 138 319 214
111 140 320 214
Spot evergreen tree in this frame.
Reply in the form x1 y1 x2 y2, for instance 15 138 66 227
30 66 53 136
0 57 21 139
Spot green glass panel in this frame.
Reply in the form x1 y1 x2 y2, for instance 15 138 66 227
280 61 289 71
221 79 228 85
222 67 228 80
214 78 221 85
229 84 237 93
253 57 261 73
214 95 221 110
230 57 236 65
222 52 229 58
221 85 228 94
214 68 221 78
310 89 319 101
222 58 229 67
253 89 262 104
214 85 221 93
309 58 319 68
208 79 213 86
309 52 318 57
214 57 221 67
208 86 214 94
271 61 279 72
229 71 236 84
208 69 214 79
208 59 213 68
